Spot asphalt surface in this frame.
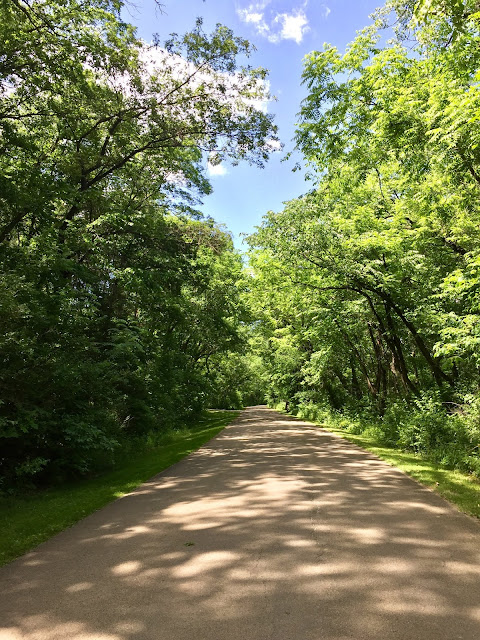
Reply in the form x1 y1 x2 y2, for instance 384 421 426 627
1 406 480 640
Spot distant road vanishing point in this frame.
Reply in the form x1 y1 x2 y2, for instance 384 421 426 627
1 406 480 640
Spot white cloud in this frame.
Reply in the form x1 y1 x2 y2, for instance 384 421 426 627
132 45 273 119
239 10 263 24
207 162 228 177
237 7 271 40
275 10 309 44
321 4 331 18
237 3 310 45
165 171 188 185
265 138 282 152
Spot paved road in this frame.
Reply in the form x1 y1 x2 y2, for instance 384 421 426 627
1 406 480 640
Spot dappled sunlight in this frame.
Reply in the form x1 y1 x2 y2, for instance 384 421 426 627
1 406 480 639
173 551 240 579
65 583 93 593
0 619 124 640
383 500 449 515
111 561 142 576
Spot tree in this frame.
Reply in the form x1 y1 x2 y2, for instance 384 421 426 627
246 0 480 471
0 0 278 488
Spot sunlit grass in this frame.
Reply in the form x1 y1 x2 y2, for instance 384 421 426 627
0 410 240 567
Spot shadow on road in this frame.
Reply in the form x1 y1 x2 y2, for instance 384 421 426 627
1 406 479 639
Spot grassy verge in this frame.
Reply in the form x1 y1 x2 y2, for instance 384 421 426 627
277 406 480 520
0 409 240 567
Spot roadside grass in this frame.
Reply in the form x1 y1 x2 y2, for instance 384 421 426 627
0 409 240 567
305 417 480 520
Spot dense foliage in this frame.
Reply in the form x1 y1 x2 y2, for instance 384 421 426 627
0 0 274 489
3 0 480 490
247 0 480 474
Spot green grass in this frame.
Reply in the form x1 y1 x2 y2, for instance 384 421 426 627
304 416 480 520
0 410 240 567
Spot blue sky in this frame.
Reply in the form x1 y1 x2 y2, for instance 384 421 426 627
126 0 382 246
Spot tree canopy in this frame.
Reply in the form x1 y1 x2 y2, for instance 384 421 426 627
0 0 274 487
246 0 480 474
2 0 480 489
